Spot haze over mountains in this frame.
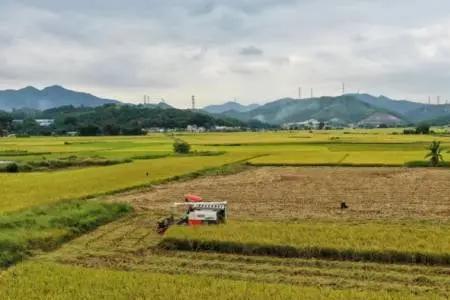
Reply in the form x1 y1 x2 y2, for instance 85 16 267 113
1 85 450 126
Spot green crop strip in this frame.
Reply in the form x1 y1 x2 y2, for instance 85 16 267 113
0 200 132 267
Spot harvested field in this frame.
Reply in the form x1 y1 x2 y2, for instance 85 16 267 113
107 166 450 220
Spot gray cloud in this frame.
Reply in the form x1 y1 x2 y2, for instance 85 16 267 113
1 0 450 106
239 46 263 56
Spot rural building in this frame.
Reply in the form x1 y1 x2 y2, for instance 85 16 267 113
35 119 55 127
186 125 206 133
213 126 241 132
282 119 322 130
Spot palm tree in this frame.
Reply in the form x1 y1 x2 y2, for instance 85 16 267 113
425 141 444 167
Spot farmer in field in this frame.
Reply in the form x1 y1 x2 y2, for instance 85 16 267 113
178 194 202 224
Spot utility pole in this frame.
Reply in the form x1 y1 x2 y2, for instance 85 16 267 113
298 87 302 99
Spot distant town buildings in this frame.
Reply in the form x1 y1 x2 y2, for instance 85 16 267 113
282 119 322 130
212 125 242 132
186 125 206 133
12 119 55 127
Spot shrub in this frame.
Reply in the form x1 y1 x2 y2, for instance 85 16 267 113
425 141 444 167
6 163 19 173
403 129 416 135
173 140 191 154
415 124 430 134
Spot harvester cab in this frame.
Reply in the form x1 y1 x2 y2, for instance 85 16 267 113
156 194 227 235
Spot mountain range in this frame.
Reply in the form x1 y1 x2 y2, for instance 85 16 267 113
0 85 119 111
1 85 450 126
206 94 450 126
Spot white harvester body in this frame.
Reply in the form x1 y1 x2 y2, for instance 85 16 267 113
172 201 228 225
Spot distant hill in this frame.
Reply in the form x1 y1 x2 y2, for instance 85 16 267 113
210 94 450 126
203 101 260 114
402 104 450 123
0 85 119 111
352 94 450 123
420 111 450 125
218 95 407 125
353 94 425 115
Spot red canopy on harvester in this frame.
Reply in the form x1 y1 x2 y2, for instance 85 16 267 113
184 194 203 202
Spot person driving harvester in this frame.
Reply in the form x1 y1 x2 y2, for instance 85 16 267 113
178 194 203 224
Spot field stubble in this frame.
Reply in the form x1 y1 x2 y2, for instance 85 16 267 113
107 166 450 220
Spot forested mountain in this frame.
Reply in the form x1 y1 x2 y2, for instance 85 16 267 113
0 85 119 111
216 95 407 125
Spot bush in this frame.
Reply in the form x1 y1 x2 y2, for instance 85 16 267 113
6 163 19 173
173 140 191 154
415 124 430 134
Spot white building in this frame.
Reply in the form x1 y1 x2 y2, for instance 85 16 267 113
282 119 322 130
35 119 55 127
186 125 206 133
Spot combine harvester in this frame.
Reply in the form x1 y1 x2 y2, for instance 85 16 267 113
156 194 228 234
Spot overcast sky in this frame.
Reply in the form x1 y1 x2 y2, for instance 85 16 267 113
1 0 450 107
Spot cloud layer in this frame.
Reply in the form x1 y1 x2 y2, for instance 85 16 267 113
1 0 450 106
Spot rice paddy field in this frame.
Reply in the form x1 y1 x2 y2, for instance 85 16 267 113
0 129 449 299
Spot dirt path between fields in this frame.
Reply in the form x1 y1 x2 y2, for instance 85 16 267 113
105 167 450 220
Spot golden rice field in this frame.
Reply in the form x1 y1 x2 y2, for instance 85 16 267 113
1 210 446 299
0 152 252 213
0 130 447 214
0 130 449 299
163 221 450 265
1 261 440 300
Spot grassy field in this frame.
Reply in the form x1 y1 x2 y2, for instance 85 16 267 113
0 130 449 299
